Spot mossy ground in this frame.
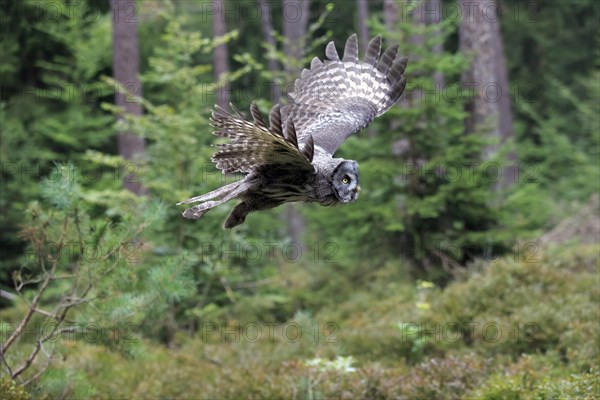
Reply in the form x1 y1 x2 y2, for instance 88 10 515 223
5 242 596 399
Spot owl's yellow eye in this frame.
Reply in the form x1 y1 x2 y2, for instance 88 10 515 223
342 177 350 184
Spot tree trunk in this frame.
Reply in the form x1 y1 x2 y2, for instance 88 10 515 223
408 0 426 107
427 0 445 89
459 0 498 137
492 12 517 187
384 0 398 31
459 0 515 187
356 0 369 53
258 0 281 102
282 0 311 249
213 0 229 108
282 0 311 61
111 0 147 196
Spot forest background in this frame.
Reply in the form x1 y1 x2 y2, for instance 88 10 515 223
0 0 598 398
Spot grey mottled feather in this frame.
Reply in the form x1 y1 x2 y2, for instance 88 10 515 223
210 104 314 175
302 134 315 162
282 33 408 155
364 36 381 66
250 102 267 128
269 104 284 137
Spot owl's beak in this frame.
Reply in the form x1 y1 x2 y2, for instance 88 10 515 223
354 185 361 194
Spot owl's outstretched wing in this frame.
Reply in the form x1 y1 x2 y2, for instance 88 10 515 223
210 103 315 175
281 34 408 156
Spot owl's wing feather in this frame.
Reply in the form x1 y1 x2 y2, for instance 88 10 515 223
210 103 315 175
282 34 408 155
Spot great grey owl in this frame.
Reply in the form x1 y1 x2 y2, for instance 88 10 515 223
178 34 408 228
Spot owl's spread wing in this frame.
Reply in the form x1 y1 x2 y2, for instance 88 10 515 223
210 103 315 176
281 34 408 156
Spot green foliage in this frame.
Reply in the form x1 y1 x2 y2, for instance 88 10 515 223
419 243 599 370
0 163 190 385
473 357 599 400
0 0 115 285
0 378 31 400
497 0 600 233
1 0 598 397
40 163 80 210
12 243 593 399
513 74 599 204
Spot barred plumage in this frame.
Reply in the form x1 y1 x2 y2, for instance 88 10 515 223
179 34 408 228
282 34 408 155
210 103 314 175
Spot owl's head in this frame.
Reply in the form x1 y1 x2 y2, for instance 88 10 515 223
331 160 361 203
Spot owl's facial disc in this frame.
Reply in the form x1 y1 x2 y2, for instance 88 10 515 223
331 160 361 203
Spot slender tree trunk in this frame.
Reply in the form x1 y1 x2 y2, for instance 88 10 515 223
258 0 281 102
384 0 398 31
459 0 498 136
459 0 515 187
408 0 425 106
111 0 147 195
356 0 369 53
427 0 445 89
282 0 311 61
213 0 229 108
282 0 311 249
492 12 517 187
357 0 373 137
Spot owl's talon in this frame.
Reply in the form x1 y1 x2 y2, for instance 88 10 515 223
223 213 245 229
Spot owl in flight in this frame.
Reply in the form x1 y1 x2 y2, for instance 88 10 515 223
178 34 408 228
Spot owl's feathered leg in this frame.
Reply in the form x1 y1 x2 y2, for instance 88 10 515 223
223 199 283 229
178 180 251 220
223 202 250 229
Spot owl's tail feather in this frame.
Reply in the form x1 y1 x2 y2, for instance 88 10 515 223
177 180 251 220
